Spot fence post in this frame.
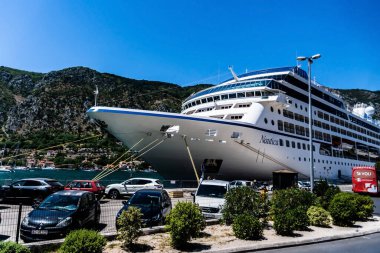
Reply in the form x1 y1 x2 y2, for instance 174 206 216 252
15 203 23 243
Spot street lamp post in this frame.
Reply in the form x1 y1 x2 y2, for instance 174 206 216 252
296 54 321 192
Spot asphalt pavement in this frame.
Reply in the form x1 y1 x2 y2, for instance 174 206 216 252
255 232 380 253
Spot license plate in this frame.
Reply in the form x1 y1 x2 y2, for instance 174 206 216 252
31 230 48 235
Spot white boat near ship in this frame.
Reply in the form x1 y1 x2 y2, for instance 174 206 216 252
87 66 380 180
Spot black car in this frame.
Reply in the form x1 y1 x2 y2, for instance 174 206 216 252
20 190 100 242
116 189 172 229
0 178 64 204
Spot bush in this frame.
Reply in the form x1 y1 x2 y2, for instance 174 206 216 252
354 194 374 220
271 188 315 235
117 206 143 248
59 229 106 253
0 241 30 253
222 186 269 225
232 214 263 240
313 179 330 197
166 201 206 248
307 206 332 227
315 185 341 210
328 192 357 226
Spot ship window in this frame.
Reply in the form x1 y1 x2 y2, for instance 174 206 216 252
205 129 218 137
278 120 283 131
300 105 303 110
231 132 241 139
271 120 275 125
246 92 254 97
292 141 295 148
279 139 284 146
302 143 306 150
297 143 301 149
237 92 245 98
201 98 207 103
196 100 201 105
221 94 228 100
264 118 268 124
255 91 261 96
191 102 196 106
270 106 274 112
295 103 298 108
286 140 290 147
207 97 213 102
278 109 281 114
214 96 220 101
229 93 237 99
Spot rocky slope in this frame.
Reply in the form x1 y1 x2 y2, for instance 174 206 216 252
0 66 210 137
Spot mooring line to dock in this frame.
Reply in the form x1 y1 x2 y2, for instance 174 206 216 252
0 134 102 162
94 137 166 181
92 138 144 180
183 135 200 184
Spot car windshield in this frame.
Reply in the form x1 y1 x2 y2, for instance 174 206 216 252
39 194 80 211
196 184 227 198
129 192 160 207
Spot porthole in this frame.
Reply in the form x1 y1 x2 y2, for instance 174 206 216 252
270 106 274 112
300 105 303 110
295 103 298 108
271 120 275 125
264 118 268 124
278 109 281 114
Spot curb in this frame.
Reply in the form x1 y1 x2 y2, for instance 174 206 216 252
203 227 380 253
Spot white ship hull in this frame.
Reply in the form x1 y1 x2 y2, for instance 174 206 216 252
87 106 373 180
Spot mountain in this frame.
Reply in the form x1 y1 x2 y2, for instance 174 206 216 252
0 66 210 136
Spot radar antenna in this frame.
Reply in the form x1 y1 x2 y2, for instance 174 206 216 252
94 85 99 106
228 66 240 82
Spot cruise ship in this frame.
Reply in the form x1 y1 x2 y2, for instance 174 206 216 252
87 67 380 181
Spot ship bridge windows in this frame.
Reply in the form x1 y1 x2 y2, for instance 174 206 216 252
236 103 252 108
221 94 229 100
229 115 243 120
237 92 245 98
229 93 237 99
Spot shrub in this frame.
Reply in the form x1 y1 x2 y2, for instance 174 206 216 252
313 179 330 197
117 206 143 249
315 185 341 210
307 205 332 227
354 194 374 220
222 186 269 225
328 192 357 226
271 188 315 235
166 201 206 248
0 241 31 253
58 229 106 253
232 213 263 240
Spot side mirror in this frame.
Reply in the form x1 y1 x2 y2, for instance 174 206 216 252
163 202 170 208
32 203 39 209
190 192 195 196
122 201 128 205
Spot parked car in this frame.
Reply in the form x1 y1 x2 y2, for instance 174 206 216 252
193 179 229 219
105 177 163 199
229 180 252 189
0 178 64 204
298 181 311 191
116 189 171 228
64 180 105 200
20 190 100 242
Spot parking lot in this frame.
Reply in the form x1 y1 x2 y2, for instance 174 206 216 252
0 191 194 243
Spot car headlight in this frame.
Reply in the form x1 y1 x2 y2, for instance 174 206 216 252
56 217 72 228
22 217 29 226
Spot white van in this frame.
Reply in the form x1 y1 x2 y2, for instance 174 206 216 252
193 179 229 219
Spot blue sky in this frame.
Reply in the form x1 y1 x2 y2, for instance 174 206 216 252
1 0 379 90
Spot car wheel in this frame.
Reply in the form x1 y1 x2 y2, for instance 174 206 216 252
108 189 120 199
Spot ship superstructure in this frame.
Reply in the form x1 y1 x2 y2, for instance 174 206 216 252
87 66 379 181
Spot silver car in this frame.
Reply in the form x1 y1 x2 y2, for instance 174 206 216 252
105 178 163 199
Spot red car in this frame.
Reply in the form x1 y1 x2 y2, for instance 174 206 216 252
64 180 105 199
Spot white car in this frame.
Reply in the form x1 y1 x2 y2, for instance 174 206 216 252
105 178 163 199
229 180 252 189
193 179 229 219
